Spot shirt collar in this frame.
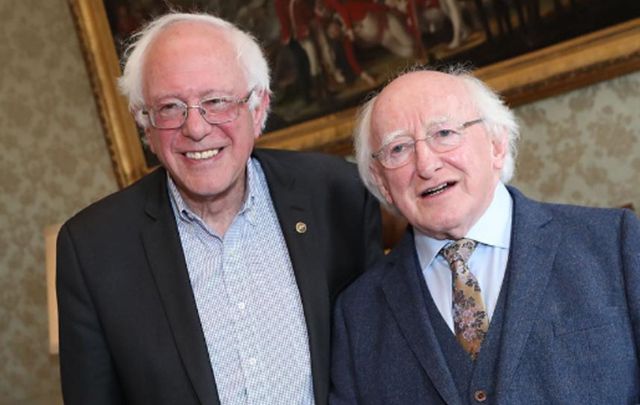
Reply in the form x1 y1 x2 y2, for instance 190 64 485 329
414 182 513 268
466 182 512 249
167 158 258 226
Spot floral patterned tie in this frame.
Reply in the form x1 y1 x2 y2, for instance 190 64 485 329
441 239 488 360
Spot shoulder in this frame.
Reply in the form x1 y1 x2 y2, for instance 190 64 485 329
508 186 638 240
337 233 413 309
253 149 368 204
547 204 639 246
253 148 359 181
63 168 165 234
336 256 391 308
538 199 630 230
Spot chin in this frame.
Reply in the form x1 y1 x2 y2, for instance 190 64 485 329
421 216 464 238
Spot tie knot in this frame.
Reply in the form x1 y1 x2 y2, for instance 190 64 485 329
441 238 477 265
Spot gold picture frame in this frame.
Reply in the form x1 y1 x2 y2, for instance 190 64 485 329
68 0 640 188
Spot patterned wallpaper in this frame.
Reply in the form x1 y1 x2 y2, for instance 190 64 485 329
0 0 638 403
512 74 640 209
0 0 117 403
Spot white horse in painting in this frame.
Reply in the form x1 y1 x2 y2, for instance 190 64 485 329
386 0 469 49
326 1 416 58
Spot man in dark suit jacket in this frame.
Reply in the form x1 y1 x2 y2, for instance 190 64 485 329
57 12 381 405
330 67 640 404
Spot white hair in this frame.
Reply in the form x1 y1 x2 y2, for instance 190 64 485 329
354 66 520 211
118 12 271 129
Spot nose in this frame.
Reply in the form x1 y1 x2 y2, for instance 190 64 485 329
414 140 441 178
181 106 210 141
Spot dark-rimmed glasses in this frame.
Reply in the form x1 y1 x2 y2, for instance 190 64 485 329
372 119 484 169
142 89 254 129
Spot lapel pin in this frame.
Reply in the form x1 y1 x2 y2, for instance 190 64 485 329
295 221 307 234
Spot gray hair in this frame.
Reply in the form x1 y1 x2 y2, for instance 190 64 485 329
354 66 520 211
118 12 271 129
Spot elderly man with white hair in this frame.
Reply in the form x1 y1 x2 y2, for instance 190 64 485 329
330 66 640 405
56 12 382 405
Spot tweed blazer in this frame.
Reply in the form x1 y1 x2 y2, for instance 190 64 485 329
331 186 640 404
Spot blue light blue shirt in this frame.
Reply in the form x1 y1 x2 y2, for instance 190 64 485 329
168 158 315 405
415 182 513 332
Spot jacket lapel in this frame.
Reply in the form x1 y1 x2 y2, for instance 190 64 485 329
494 188 560 399
253 151 330 403
141 170 220 405
381 232 463 405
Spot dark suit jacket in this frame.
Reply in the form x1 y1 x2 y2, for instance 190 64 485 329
331 187 640 404
57 149 382 405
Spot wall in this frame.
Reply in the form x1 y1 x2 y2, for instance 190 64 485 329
512 73 640 209
0 0 638 403
0 0 118 403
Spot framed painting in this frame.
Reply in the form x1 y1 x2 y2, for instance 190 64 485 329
68 0 640 187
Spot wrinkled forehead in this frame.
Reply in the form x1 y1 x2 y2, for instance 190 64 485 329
370 73 475 142
146 22 240 68
143 22 247 97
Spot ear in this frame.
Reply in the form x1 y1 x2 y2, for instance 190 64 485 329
251 90 270 138
490 130 508 171
371 163 395 207
144 126 156 154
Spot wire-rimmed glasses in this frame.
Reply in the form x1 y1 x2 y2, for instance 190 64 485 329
372 118 484 169
142 89 254 129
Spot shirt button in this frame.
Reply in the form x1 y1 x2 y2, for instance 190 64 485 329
474 390 487 402
238 302 246 311
248 357 257 366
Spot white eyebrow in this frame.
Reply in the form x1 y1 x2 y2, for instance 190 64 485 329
422 116 453 131
378 116 454 146
201 92 236 100
379 129 411 148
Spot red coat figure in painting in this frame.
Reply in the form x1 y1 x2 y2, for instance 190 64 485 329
274 0 326 100
275 0 316 44
324 0 415 58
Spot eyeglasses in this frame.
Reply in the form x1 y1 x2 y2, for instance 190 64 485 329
142 89 254 129
372 118 484 169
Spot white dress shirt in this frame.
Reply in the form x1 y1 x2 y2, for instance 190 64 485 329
414 182 513 332
168 159 314 405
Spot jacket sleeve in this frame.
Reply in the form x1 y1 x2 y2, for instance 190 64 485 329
362 189 384 271
330 295 360 405
621 209 640 358
56 223 124 405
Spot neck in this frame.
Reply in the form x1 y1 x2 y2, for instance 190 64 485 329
180 177 247 237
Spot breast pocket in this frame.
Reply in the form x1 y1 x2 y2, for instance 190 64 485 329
552 306 634 364
552 306 622 337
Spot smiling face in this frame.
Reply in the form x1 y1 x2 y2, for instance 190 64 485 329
142 21 268 212
370 71 507 240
